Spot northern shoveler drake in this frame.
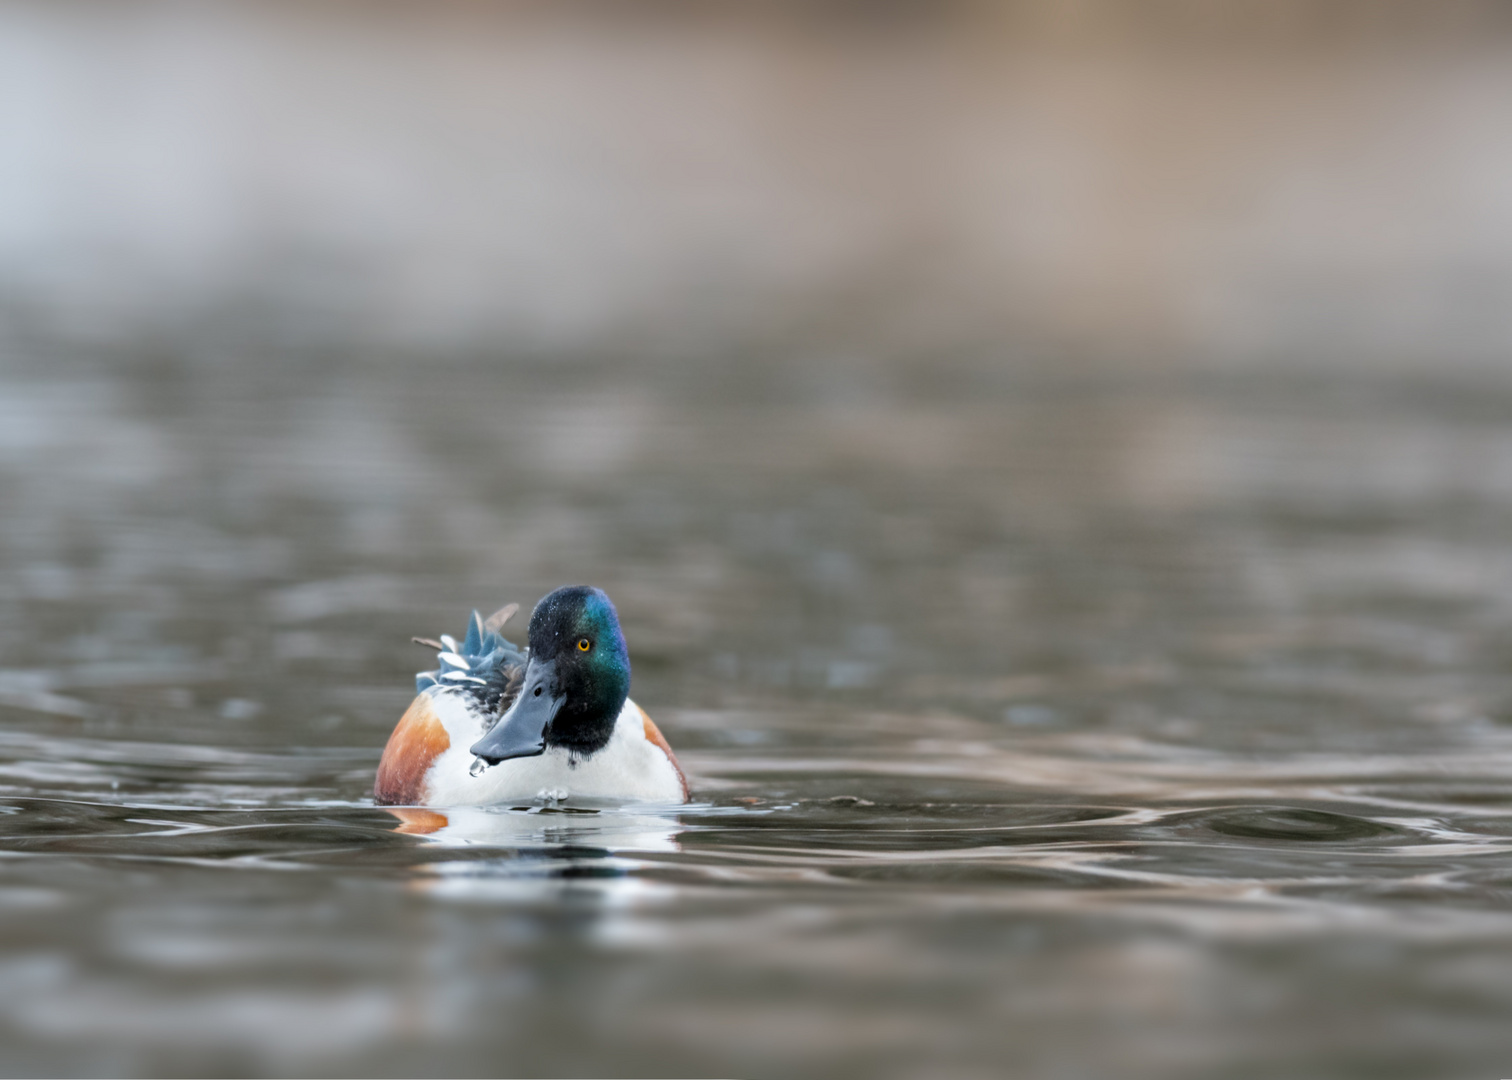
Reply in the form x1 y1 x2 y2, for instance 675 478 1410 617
374 586 689 806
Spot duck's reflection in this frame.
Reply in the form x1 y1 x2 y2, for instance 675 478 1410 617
389 808 450 836
385 804 684 904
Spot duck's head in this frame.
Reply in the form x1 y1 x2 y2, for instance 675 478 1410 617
468 585 631 766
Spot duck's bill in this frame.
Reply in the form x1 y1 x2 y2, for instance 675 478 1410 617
468 658 562 766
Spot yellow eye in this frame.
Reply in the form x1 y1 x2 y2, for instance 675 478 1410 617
576 637 591 652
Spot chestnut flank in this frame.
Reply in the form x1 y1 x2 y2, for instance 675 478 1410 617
639 705 690 802
374 694 450 805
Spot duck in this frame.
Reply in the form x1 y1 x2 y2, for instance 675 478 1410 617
373 585 689 806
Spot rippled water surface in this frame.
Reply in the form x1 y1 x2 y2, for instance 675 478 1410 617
2 347 1512 1078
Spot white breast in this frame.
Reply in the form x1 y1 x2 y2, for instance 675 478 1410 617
421 692 687 805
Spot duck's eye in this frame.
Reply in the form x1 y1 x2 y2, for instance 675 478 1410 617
576 637 591 652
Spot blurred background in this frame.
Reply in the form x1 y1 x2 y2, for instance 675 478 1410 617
6 1 1512 1077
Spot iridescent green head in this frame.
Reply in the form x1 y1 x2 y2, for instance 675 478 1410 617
469 585 631 763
